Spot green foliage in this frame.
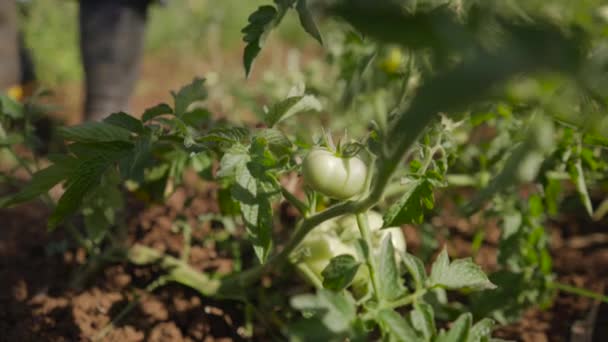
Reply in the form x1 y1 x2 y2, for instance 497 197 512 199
241 0 323 76
321 254 361 291
383 179 434 226
430 248 496 291
4 0 608 340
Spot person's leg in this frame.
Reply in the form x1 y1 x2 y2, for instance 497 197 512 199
79 0 151 121
0 0 21 93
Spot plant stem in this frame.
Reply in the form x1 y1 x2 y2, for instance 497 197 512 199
550 281 608 304
356 212 381 300
386 287 428 310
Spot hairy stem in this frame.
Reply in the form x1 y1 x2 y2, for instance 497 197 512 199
356 212 381 300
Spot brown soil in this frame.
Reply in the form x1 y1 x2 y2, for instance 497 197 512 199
0 186 247 342
1 184 607 341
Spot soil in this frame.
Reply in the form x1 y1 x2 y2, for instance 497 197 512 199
1 181 607 341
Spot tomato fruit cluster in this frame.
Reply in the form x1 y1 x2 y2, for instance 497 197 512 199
292 211 406 290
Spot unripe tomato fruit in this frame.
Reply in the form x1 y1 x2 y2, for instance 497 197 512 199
380 47 403 74
301 148 367 199
292 211 406 292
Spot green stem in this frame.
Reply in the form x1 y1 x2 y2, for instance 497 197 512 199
386 287 428 310
280 186 308 217
356 212 381 300
550 281 608 304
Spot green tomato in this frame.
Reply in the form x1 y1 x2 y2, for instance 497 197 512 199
301 148 368 200
335 211 406 253
297 233 356 263
292 211 406 290
379 47 404 74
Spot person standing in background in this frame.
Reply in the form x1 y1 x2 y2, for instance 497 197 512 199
0 0 154 122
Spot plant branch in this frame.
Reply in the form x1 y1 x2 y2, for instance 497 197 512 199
356 212 381 300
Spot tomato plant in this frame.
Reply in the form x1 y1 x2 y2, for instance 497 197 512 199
2 0 608 340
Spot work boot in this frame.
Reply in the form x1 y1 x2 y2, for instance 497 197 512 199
79 0 150 122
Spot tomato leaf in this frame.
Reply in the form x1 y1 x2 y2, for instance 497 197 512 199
321 254 361 291
59 122 132 143
383 179 434 227
255 128 293 158
1 159 77 208
291 289 357 334
265 94 322 128
469 318 495 342
142 103 173 122
377 235 406 300
103 112 144 134
430 248 496 291
230 155 277 263
377 309 422 342
172 78 207 117
119 135 153 181
399 251 427 290
295 0 323 45
199 126 250 147
48 142 133 229
411 303 436 341
435 313 472 342
241 5 279 77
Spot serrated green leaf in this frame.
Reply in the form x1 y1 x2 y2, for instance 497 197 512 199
430 248 496 291
378 235 406 300
411 303 436 341
199 126 250 146
103 112 143 133
296 0 323 45
317 290 357 333
291 290 357 334
242 5 279 77
383 179 434 226
231 161 275 263
48 159 108 229
67 141 134 160
142 103 173 122
436 313 472 342
119 135 153 181
378 309 423 342
182 108 211 127
265 95 322 127
217 144 249 178
321 254 361 291
172 78 207 117
59 122 132 143
2 160 77 207
400 251 427 290
468 318 495 342
256 128 292 158
49 144 132 229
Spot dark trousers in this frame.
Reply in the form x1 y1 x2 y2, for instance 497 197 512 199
1 0 152 121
